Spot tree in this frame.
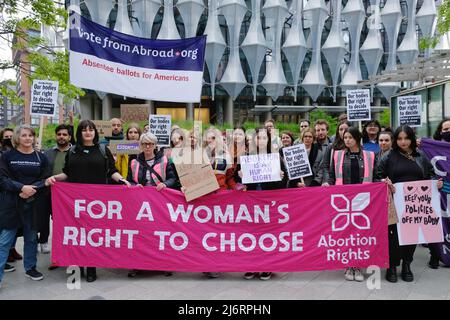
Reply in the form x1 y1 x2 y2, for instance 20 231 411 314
0 0 84 107
419 1 450 49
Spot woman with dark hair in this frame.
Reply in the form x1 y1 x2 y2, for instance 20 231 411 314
320 121 351 185
433 118 450 142
236 128 286 281
377 125 443 283
115 123 141 179
425 118 450 269
328 127 376 282
362 120 381 153
280 131 294 148
45 120 131 282
226 127 247 190
0 125 50 286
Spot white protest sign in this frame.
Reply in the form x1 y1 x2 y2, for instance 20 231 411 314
346 89 371 121
397 95 422 127
240 153 281 184
282 144 312 180
149 115 171 147
30 80 59 117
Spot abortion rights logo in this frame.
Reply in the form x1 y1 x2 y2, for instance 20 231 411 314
331 193 371 231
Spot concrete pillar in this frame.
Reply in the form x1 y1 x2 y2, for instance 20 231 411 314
186 103 194 121
224 96 233 125
265 96 273 121
215 98 224 126
94 98 102 120
80 96 93 120
102 94 112 120
145 100 155 115
337 96 346 106
302 96 311 106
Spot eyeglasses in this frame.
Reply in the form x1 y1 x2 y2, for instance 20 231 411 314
142 142 155 147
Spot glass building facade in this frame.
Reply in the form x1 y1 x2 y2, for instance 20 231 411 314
66 0 447 123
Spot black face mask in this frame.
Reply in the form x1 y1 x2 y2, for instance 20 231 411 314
441 131 450 142
2 138 12 148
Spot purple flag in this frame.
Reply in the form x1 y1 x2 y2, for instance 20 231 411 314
420 138 450 265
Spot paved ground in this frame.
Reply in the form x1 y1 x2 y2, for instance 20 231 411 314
1 240 449 300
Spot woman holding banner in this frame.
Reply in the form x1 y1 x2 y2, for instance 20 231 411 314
204 128 231 191
327 127 376 282
126 132 177 278
45 120 131 282
0 125 50 286
238 128 286 281
377 125 443 282
320 121 351 185
115 123 141 179
424 118 450 269
226 127 247 190
288 128 323 188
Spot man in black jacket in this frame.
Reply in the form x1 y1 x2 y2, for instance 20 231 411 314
41 124 72 268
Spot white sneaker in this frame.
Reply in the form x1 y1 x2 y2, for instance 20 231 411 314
354 268 364 282
40 243 50 254
344 268 354 281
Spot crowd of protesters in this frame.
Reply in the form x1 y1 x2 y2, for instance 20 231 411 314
0 114 448 289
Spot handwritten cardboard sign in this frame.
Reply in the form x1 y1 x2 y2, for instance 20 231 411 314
393 180 443 245
120 104 150 122
92 120 112 138
240 153 281 184
172 148 219 202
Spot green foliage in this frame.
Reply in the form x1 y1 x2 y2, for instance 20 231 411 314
28 51 85 103
309 109 339 136
0 80 23 105
1 1 74 105
419 1 450 49
379 108 391 128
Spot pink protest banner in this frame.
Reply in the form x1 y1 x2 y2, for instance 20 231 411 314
393 180 443 245
51 182 389 272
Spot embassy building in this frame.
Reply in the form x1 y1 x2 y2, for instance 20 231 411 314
66 0 449 125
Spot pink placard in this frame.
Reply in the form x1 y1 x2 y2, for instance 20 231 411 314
51 182 389 272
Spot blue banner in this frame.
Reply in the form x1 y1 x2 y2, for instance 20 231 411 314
69 11 206 72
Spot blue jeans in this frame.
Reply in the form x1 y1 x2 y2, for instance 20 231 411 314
0 204 38 283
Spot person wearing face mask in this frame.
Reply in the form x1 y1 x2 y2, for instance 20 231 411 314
0 128 14 154
424 118 450 269
0 128 23 266
376 125 443 283
433 118 450 143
